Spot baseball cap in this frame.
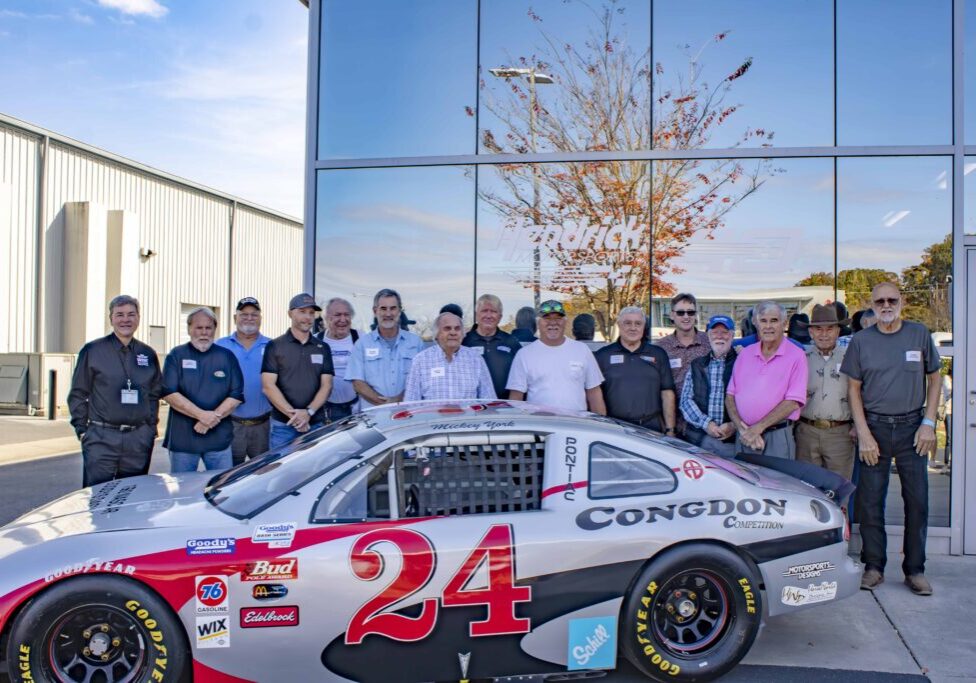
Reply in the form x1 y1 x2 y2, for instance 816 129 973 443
236 297 261 311
288 293 322 311
537 300 566 316
706 315 735 331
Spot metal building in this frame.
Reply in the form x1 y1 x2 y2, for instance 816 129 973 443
0 113 303 412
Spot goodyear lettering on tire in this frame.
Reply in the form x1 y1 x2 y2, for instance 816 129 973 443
633 579 681 677
125 599 170 681
16 644 33 682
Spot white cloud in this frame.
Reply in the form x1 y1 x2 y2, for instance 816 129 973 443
338 204 471 236
69 8 95 25
96 0 168 19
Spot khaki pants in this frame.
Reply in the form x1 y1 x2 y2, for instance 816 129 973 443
795 421 855 480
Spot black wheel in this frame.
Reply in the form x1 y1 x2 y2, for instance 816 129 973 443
621 544 762 682
6 575 189 683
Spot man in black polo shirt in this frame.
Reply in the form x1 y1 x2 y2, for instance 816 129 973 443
69 294 162 486
595 306 676 433
262 293 334 450
462 293 521 398
162 307 244 472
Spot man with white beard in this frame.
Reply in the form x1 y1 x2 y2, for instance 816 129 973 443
216 297 272 465
162 307 244 472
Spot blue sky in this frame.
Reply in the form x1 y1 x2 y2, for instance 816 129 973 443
0 0 308 217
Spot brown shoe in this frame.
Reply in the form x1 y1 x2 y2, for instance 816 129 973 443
905 574 933 596
860 568 884 591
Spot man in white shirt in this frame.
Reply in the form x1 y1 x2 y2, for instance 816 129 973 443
507 300 606 414
318 297 360 420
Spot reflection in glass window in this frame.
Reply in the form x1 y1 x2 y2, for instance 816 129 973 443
653 0 832 148
650 158 833 337
837 158 952 336
967 0 976 144
478 0 651 154
476 161 650 340
966 157 976 234
318 0 477 159
315 167 475 336
588 442 676 499
838 0 951 145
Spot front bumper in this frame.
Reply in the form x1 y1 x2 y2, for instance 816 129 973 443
759 541 861 617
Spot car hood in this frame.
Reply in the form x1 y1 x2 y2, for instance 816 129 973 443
0 473 226 541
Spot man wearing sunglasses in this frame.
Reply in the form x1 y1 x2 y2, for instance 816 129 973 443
506 300 606 414
842 282 942 596
655 293 710 398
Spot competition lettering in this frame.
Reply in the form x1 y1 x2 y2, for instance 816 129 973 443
575 498 787 531
564 436 578 501
45 557 136 582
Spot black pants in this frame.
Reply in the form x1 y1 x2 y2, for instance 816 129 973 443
327 401 356 422
81 423 156 487
856 415 928 576
231 420 270 466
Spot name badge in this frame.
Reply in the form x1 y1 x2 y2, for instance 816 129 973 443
610 354 624 365
136 353 149 367
120 389 139 405
905 350 921 362
182 359 197 370
472 346 485 355
214 370 226 378
836 363 842 374
641 355 655 364
311 354 324 364
497 345 511 353
669 358 682 369
431 367 445 378
365 347 380 359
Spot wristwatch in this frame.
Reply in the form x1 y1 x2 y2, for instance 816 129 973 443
664 427 676 435
307 407 317 417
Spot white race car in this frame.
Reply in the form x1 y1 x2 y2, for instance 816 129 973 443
0 401 860 682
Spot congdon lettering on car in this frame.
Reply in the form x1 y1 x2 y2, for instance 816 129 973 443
575 498 787 531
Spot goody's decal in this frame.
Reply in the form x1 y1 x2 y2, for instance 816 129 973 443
195 575 229 614
186 537 236 556
567 616 617 671
252 584 289 600
251 522 297 548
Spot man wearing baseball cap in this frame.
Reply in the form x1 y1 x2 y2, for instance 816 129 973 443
506 300 606 414
216 297 272 464
679 315 739 457
795 304 856 480
261 293 334 450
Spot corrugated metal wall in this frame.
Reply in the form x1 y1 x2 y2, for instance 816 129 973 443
233 207 304 336
0 116 303 355
0 127 39 353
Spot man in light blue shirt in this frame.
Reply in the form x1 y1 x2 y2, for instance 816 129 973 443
215 297 271 465
346 288 424 409
405 313 496 401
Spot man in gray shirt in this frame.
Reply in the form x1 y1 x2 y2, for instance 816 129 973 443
842 282 942 596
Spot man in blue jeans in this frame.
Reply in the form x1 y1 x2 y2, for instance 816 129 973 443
843 282 942 596
262 293 334 450
162 307 244 472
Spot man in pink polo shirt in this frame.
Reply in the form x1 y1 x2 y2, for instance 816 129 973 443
725 301 808 459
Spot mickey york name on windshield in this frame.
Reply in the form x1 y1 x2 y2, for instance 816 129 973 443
575 498 788 531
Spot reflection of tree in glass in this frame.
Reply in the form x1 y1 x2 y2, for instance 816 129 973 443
477 1 774 336
795 234 952 332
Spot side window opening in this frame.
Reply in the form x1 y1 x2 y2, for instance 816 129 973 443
397 433 545 517
588 441 677 499
313 452 393 522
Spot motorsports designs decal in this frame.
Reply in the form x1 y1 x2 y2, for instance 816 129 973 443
576 498 787 531
783 561 836 580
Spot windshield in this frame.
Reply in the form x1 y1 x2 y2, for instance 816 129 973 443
204 415 386 518
624 426 760 484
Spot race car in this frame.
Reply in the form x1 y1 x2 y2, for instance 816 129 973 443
0 400 860 683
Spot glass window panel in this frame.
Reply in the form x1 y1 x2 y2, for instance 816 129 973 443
318 0 477 159
837 157 952 336
315 167 475 336
653 0 833 149
651 158 835 338
966 0 976 144
478 0 651 154
838 0 951 145
588 442 677 499
476 161 650 340
966 156 976 234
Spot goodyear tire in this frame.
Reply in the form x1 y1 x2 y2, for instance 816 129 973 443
621 544 762 682
6 575 188 683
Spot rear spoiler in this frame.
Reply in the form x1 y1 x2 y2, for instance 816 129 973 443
734 452 856 507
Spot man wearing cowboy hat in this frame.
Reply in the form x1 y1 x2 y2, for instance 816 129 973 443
795 303 856 480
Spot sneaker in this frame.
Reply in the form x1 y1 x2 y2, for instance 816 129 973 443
904 574 933 596
860 568 884 591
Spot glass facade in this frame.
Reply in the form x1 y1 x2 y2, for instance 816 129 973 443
308 1 972 536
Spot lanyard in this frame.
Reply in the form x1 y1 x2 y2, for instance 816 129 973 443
117 344 134 390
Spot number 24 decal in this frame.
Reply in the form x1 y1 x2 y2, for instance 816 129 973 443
345 524 531 644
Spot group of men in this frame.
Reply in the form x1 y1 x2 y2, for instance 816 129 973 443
68 280 942 596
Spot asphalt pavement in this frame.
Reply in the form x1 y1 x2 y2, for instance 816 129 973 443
0 416 973 682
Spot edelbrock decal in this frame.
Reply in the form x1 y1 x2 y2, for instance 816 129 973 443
575 498 787 531
567 616 617 670
186 537 236 556
240 606 299 628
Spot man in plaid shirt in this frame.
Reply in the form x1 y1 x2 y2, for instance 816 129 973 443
679 315 739 457
404 312 496 401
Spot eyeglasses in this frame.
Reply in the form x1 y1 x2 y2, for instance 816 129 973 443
673 309 696 317
873 298 900 306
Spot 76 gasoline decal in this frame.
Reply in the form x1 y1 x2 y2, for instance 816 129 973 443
196 575 229 614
